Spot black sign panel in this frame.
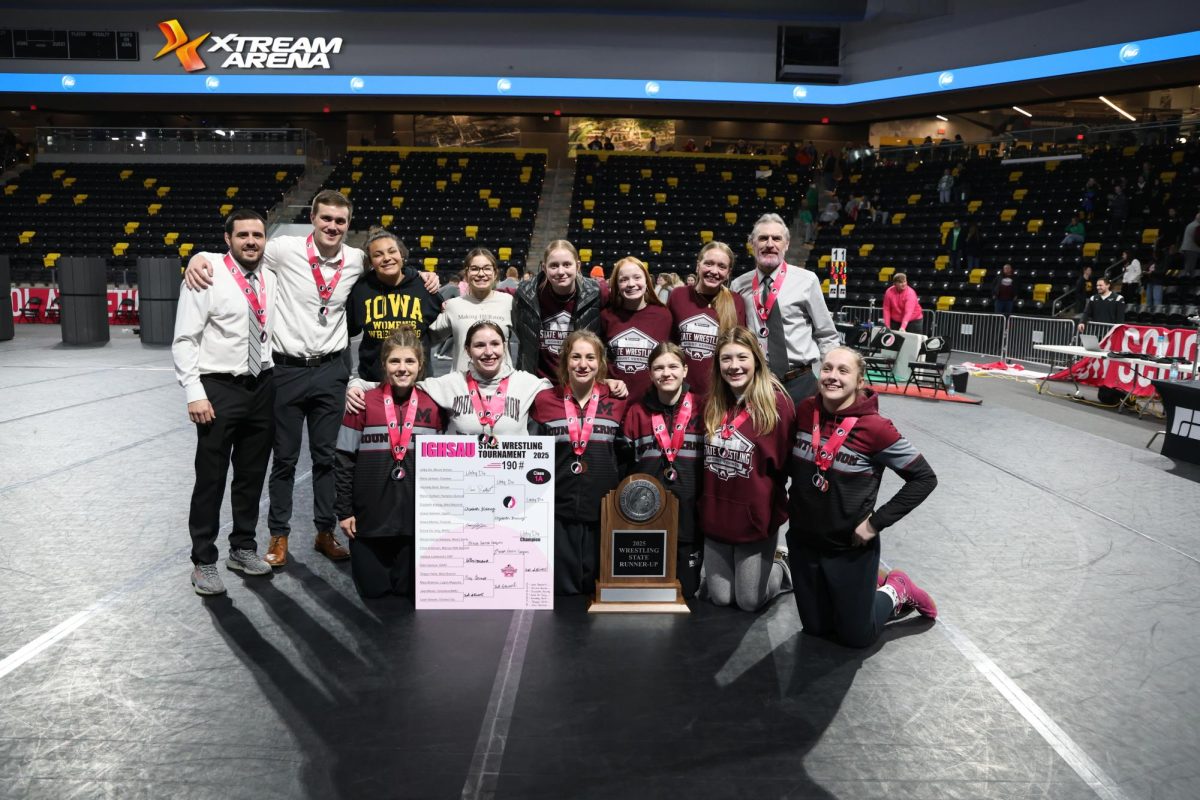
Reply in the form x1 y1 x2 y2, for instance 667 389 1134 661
0 29 139 60
611 530 667 578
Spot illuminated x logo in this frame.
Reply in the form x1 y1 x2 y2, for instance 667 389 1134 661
155 19 210 72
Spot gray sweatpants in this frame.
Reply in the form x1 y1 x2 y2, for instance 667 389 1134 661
704 537 789 612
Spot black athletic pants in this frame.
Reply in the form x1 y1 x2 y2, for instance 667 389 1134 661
786 534 895 649
189 372 275 565
268 357 349 538
349 536 414 598
555 518 600 596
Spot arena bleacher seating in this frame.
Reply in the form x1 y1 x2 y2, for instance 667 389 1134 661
300 148 545 274
816 141 1200 318
566 152 811 275
0 162 302 285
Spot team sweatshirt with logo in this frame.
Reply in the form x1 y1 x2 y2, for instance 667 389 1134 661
418 363 551 436
334 386 447 537
697 391 796 545
622 384 706 543
666 285 748 398
788 390 937 552
600 304 674 401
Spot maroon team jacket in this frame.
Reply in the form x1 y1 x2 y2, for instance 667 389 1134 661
697 391 796 545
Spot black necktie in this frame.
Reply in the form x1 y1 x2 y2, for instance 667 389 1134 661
762 275 789 378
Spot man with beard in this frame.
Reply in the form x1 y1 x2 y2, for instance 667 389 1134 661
172 209 276 595
730 213 839 403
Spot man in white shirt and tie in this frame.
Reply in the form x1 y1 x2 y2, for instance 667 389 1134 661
173 209 276 595
730 213 840 403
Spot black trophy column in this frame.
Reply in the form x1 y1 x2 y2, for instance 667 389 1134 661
137 257 182 345
0 255 13 342
58 256 110 346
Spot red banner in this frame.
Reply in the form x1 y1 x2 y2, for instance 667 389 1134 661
10 286 140 326
1049 324 1198 397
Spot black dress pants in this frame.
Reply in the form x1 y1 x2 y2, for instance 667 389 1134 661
189 372 275 565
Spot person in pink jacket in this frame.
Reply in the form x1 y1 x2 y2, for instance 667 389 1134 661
882 273 923 335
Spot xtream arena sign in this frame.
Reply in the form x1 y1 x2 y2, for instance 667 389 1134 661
155 19 343 72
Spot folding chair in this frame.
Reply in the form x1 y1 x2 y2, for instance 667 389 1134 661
904 336 952 397
863 327 902 388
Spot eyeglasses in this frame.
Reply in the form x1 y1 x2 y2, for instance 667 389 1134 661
467 266 495 274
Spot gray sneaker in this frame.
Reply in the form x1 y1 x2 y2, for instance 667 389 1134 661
226 548 272 576
192 564 226 596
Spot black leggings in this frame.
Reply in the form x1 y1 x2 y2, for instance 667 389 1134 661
786 534 894 649
349 536 414 599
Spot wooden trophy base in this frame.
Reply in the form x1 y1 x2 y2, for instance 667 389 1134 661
588 580 691 614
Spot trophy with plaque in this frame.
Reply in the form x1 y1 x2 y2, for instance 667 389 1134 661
589 473 689 614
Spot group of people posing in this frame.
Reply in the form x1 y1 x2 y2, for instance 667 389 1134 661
173 191 939 650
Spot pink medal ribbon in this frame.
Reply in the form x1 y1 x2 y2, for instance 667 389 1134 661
466 374 510 447
381 387 420 481
751 262 787 337
651 392 693 483
718 405 752 440
223 253 268 342
563 390 600 475
810 409 859 493
306 234 345 323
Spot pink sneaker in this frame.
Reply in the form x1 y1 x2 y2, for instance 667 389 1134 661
884 570 937 619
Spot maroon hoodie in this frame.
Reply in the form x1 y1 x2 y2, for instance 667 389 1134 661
600 304 674 401
667 285 748 398
697 391 796 545
789 389 937 552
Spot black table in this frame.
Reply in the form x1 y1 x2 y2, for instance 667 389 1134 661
1152 378 1200 464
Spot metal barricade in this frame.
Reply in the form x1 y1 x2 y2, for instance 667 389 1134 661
932 310 1006 360
1005 314 1076 365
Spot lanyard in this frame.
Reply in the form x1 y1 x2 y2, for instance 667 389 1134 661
751 263 787 323
381 386 420 480
718 404 752 439
810 409 859 492
466 374 510 432
564 390 600 458
306 234 345 312
651 392 693 464
223 253 267 340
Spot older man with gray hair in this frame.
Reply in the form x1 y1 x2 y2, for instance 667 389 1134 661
730 212 839 402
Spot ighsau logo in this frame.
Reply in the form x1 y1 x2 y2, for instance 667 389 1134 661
155 19 344 72
155 19 210 73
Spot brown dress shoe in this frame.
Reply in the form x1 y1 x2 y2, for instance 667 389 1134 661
263 535 288 567
314 530 350 561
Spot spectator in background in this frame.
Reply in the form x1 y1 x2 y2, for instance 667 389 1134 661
1181 211 1200 277
1060 215 1086 247
869 191 889 225
1118 249 1142 304
1143 254 1165 307
796 200 815 244
818 194 842 228
844 194 863 222
702 138 713 153
1080 178 1099 220
992 263 1017 317
1077 277 1125 332
1073 264 1094 314
654 273 670 304
685 275 697 288
602 136 615 151
521 270 535 285
946 219 964 270
684 138 697 152
882 273 923 334
1107 184 1129 234
496 267 520 292
648 136 659 153
1156 207 1182 262
937 169 954 204
963 222 984 270
587 136 603 151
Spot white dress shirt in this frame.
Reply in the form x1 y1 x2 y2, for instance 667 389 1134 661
731 262 840 367
262 234 364 358
173 252 276 403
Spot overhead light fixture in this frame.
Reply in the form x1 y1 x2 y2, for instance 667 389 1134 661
1012 105 1032 118
936 115 948 121
1098 95 1136 121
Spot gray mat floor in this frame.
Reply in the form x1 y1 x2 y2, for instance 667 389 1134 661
1 325 1198 800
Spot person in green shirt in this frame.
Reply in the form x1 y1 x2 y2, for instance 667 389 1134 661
1061 214 1086 246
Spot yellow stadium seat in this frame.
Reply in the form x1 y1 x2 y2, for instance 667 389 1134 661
756 187 767 198
822 279 830 293
727 194 739 206
43 253 60 268
858 244 874 257
579 248 592 262
459 157 469 167
694 163 706 172
1044 161 1060 172
582 218 594 230
351 156 363 166
619 183 630 193
1121 146 1137 157
721 171 732 182
451 172 462 183
276 171 288 182
339 187 351 196
841 224 855 236
62 177 75 187
1171 151 1184 165
968 268 986 284
487 198 500 209
891 213 906 225
699 230 713 243
420 235 434 248
1027 219 1043 233
787 174 799 184
641 168 652 178
179 243 194 257
666 177 678 188
424 257 439 270
113 242 129 256
389 164 400 175
124 221 140 235
510 207 522 219
164 232 179 245
654 192 667 203
585 175 593 185
1013 188 1027 200
351 171 362 183
157 186 171 198
436 157 447 167
52 169 65 179
479 188 491 198
724 212 737 224
1142 228 1159 244
583 199 595 211
774 196 786 208
436 180 447 191
934 255 949 271
818 254 831 268
120 169 133 180
849 174 862 184
1032 283 1052 302
219 203 233 216
18 230 35 244
392 196 404 208
907 194 921 205
381 214 393 228
390 179 401 191
36 193 51 205
644 219 656 231
906 162 919 172
937 296 955 311
1082 242 1100 258
1000 209 1016 221
3 184 17 196
878 266 895 282
465 225 478 239
225 186 238 198
1008 171 1022 182
498 247 512 261
967 200 982 213
649 239 663 254
148 204 162 216
1160 171 1176 184
73 194 88 205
